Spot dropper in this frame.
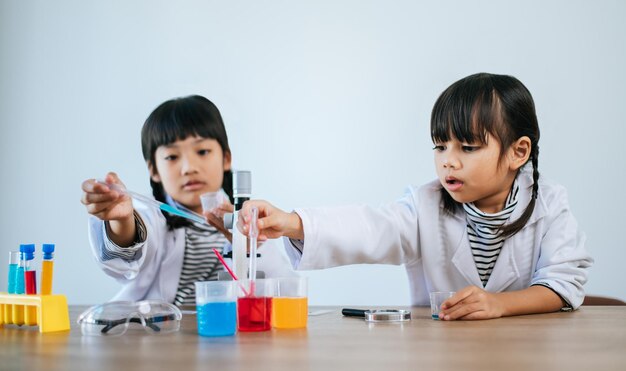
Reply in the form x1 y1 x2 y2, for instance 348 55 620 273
96 180 208 225
248 207 259 284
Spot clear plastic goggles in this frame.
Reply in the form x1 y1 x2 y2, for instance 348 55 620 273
77 300 182 336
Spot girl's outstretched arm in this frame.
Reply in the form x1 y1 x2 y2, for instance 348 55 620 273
81 172 136 247
237 200 304 241
438 285 564 320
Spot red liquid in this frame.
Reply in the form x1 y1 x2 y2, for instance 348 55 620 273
237 297 272 332
25 270 37 294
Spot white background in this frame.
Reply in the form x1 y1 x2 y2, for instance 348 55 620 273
1 1 625 305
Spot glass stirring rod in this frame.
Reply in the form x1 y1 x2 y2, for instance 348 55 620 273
95 180 208 225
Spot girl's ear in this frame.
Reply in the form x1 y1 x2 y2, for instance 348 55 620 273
148 162 161 183
223 151 232 171
509 136 531 170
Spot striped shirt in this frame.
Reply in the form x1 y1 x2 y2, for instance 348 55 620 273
173 222 227 306
463 180 519 287
101 211 147 261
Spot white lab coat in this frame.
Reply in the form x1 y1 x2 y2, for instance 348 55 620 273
288 167 593 308
88 202 296 302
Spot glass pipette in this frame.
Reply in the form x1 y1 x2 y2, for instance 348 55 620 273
96 180 208 225
248 207 259 284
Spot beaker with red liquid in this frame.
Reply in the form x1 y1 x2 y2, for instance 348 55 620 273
237 279 275 332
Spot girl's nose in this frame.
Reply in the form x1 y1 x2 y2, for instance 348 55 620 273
443 155 460 169
181 156 199 175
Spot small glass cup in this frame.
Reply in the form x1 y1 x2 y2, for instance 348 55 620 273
237 279 276 332
272 277 308 329
200 192 226 212
195 281 237 336
429 291 456 320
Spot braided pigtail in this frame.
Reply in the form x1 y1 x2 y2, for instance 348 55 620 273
500 145 540 238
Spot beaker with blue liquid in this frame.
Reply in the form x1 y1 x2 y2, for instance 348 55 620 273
195 281 237 337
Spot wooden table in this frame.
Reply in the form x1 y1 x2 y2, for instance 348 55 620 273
1 306 625 370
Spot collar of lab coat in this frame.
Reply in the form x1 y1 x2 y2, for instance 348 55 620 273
448 164 547 291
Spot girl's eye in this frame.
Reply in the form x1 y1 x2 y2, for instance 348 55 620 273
198 149 212 156
164 154 178 161
462 145 479 152
432 145 445 151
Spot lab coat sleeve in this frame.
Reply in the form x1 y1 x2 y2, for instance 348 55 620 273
293 187 420 270
531 186 593 309
282 238 304 270
256 238 299 278
87 203 165 283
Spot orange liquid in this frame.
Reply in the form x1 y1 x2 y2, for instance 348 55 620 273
41 260 54 295
272 297 308 329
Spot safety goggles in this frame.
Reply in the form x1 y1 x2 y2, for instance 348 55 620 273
77 300 182 336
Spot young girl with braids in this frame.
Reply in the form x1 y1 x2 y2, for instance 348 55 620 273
239 73 593 320
81 95 293 306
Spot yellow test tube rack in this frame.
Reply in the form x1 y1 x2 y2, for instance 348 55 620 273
0 293 70 333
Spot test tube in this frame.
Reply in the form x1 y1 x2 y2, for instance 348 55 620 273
21 244 38 325
4 251 19 324
40 244 55 295
7 251 19 294
14 244 32 295
23 244 36 295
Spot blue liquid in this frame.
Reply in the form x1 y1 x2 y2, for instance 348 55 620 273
197 301 237 337
160 204 206 224
15 266 25 294
432 314 439 320
7 264 17 293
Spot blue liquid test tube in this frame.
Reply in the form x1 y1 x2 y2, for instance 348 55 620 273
14 244 33 295
7 251 19 294
4 251 19 324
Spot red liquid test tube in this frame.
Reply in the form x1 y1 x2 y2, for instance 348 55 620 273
25 270 37 294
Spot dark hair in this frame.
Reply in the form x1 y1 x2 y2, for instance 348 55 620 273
430 73 540 237
141 95 233 229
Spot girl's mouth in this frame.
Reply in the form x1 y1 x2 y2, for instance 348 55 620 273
182 181 205 191
445 177 463 192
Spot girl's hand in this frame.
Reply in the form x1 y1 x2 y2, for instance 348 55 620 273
439 286 506 320
237 200 304 241
80 172 134 222
203 200 234 242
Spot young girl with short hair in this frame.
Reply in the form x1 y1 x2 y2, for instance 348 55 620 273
81 95 293 306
